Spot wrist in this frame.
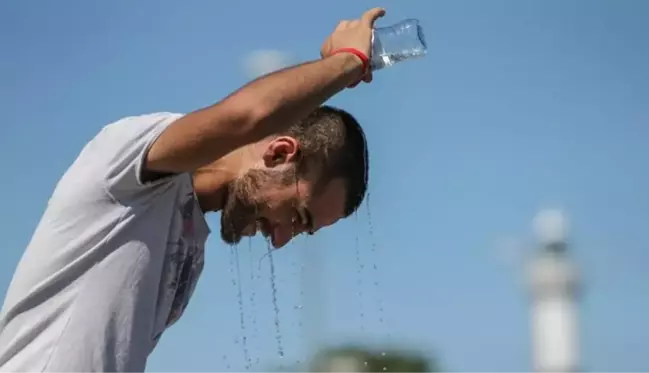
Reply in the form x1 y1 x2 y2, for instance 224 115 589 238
328 51 366 83
331 52 364 71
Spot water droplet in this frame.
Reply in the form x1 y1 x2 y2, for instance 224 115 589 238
247 238 259 369
365 196 391 340
294 304 303 310
381 352 386 356
223 353 231 370
266 240 284 358
364 361 369 366
353 212 366 334
232 247 250 369
382 367 387 371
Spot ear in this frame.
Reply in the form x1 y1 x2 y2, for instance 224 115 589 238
262 136 301 168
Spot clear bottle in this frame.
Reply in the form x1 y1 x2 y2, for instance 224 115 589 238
371 19 427 71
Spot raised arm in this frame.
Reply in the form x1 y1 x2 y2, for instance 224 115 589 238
145 7 385 175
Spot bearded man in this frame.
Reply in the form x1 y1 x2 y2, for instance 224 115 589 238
0 7 385 373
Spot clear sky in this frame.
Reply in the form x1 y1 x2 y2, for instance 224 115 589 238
1 0 648 371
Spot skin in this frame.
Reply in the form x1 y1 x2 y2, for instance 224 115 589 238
145 7 386 249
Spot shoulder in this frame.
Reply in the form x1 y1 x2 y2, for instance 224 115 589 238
91 112 187 199
101 112 186 136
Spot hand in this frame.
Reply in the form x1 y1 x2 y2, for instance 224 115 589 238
320 7 386 84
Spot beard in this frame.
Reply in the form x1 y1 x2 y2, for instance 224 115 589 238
220 194 257 245
220 172 262 245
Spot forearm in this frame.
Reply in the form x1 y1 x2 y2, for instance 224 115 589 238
228 52 363 142
146 53 363 173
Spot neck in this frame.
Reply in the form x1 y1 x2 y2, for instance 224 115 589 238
192 140 267 212
191 152 244 213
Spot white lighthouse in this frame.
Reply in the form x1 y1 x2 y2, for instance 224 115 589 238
527 209 581 372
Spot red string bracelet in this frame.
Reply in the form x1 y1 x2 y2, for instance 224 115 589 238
330 47 370 87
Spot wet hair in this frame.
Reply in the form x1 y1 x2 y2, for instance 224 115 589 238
283 105 369 217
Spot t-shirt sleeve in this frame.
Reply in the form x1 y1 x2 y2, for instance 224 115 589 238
98 112 185 199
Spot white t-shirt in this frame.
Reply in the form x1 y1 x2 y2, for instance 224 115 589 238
0 112 210 372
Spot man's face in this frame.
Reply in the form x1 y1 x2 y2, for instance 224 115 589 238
220 137 347 249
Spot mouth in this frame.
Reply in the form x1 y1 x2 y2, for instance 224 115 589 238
238 217 277 247
256 217 273 241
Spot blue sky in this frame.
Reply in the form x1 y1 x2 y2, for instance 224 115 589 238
1 0 648 371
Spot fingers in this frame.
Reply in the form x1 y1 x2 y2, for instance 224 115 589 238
320 38 332 58
360 7 386 28
336 20 352 29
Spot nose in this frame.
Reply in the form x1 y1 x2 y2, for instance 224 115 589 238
272 224 303 249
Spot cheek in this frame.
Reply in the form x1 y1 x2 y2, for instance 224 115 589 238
267 198 299 222
266 183 308 210
258 179 311 223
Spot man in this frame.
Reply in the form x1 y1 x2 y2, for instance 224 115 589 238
0 7 385 372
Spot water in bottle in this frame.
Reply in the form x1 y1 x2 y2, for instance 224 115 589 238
371 19 427 71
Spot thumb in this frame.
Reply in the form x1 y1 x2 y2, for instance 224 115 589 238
361 7 386 28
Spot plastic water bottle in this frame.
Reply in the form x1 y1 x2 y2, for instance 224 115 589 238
371 19 427 71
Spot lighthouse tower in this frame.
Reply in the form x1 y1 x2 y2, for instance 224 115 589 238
527 209 581 372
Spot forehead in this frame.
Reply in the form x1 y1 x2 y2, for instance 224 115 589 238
306 178 346 230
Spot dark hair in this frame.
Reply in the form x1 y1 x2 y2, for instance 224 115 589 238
284 105 369 217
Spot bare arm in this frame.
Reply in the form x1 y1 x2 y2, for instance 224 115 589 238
145 53 363 174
